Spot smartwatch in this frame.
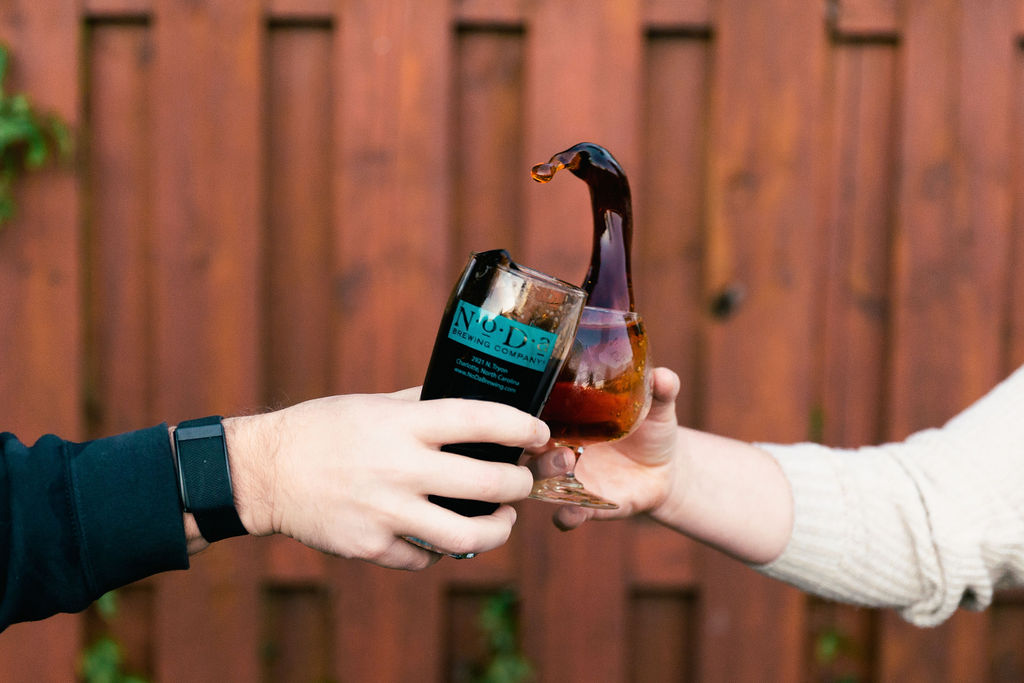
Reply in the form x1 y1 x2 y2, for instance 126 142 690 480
173 415 248 542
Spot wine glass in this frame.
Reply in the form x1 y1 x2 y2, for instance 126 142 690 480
530 305 653 509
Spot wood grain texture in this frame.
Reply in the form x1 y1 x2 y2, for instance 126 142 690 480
0 1 1023 680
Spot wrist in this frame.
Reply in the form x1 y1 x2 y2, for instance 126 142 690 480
647 427 694 529
222 413 279 537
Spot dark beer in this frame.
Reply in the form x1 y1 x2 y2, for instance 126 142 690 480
527 144 653 510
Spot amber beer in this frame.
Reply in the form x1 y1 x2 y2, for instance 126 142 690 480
421 250 585 516
540 313 649 447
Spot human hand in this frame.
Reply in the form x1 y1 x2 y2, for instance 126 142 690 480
529 367 683 530
222 390 549 569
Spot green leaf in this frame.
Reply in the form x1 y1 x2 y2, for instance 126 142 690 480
79 637 123 683
95 591 119 620
0 42 73 226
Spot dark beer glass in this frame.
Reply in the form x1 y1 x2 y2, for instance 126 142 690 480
420 249 586 517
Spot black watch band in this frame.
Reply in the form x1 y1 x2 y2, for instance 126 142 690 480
173 415 248 542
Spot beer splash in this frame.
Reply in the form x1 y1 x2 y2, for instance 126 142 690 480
531 142 635 312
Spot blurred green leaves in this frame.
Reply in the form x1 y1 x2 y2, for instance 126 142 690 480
0 43 72 225
474 589 533 683
79 591 148 683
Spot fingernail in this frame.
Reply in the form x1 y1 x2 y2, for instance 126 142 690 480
535 421 551 446
554 449 569 471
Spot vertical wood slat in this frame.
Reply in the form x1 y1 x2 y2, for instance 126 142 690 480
819 41 898 450
84 21 155 438
1012 36 1024 368
888 0 1014 438
331 1 453 681
0 1 82 681
0 2 82 440
810 28 901 683
452 26 527 259
830 0 901 38
264 23 335 409
518 2 642 681
881 2 1018 679
643 0 711 29
334 0 453 395
147 0 264 680
636 29 711 428
698 0 827 679
521 0 643 282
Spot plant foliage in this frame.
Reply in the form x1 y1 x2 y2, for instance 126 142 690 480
474 589 533 683
78 591 149 683
0 43 71 225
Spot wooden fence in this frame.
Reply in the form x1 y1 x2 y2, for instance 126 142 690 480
1 0 1023 680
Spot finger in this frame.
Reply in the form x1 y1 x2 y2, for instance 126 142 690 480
527 447 574 479
413 398 550 448
405 503 520 557
553 504 591 532
368 537 443 570
651 367 681 407
417 454 534 503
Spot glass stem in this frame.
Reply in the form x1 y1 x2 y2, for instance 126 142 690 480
564 446 584 480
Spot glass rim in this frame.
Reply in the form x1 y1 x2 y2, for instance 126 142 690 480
578 305 642 321
475 251 587 300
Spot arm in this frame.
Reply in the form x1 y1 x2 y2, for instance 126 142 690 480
0 389 548 630
758 364 1024 625
0 425 187 630
539 365 1024 627
537 367 793 564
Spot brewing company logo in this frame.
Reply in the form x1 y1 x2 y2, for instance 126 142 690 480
448 300 555 371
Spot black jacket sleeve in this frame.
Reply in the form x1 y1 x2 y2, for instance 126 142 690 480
0 424 189 630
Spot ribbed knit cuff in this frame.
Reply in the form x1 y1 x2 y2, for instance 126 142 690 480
69 424 190 597
750 442 855 598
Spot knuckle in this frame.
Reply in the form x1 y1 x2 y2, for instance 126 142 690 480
437 528 476 555
471 467 506 501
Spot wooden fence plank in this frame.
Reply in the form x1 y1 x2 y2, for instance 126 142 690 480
881 1 1018 680
147 0 265 680
635 29 710 429
0 1 82 680
518 2 642 680
698 0 827 679
819 41 899 449
1012 37 1024 369
334 0 453 394
455 0 525 26
84 21 155 438
521 0 642 281
330 1 454 681
453 26 527 259
810 32 902 683
831 0 901 38
0 1 82 441
264 22 336 408
643 0 711 30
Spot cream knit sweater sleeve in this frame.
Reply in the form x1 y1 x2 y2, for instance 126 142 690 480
754 365 1024 627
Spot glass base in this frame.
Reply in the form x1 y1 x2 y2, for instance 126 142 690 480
529 474 619 510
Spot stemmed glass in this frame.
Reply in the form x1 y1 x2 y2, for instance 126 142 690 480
530 305 653 509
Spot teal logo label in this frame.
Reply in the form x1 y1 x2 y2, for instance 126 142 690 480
448 300 555 371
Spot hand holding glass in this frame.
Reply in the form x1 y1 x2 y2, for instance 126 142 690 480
419 250 587 517
530 306 653 509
